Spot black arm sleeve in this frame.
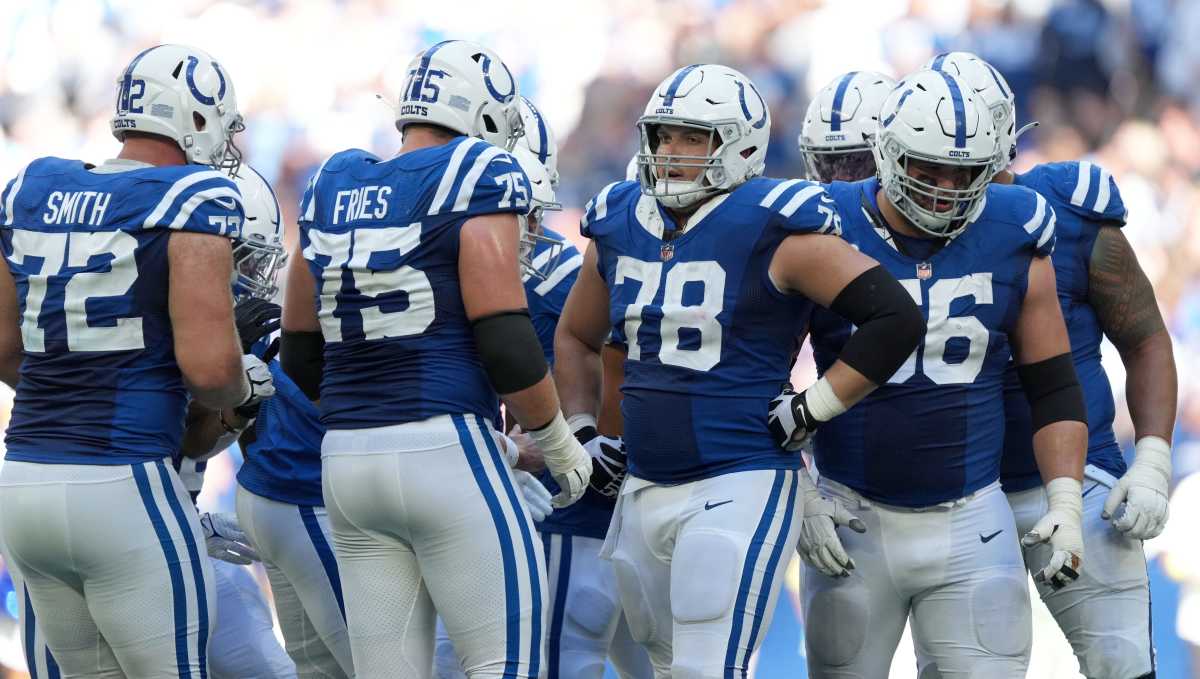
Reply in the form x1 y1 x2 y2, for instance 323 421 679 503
472 309 549 395
828 265 926 384
1017 353 1087 432
280 330 325 401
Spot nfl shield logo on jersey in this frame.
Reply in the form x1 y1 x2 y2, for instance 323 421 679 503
917 261 933 280
660 243 675 261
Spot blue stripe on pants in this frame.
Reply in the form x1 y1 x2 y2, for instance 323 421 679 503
154 460 210 679
453 414 523 676
475 414 544 678
738 471 798 675
545 534 572 679
132 462 192 679
299 505 346 620
23 585 38 679
723 470 786 678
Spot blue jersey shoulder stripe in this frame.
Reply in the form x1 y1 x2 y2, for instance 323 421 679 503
142 170 237 228
450 145 507 212
2 165 29 227
532 251 582 297
300 155 336 224
829 71 859 132
758 179 804 210
428 138 484 216
581 181 621 230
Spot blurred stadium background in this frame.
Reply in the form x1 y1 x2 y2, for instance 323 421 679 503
2 0 1200 676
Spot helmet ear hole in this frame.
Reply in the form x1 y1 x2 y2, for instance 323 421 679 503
482 114 498 134
192 111 207 132
172 61 184 79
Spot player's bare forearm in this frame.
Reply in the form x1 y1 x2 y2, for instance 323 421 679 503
1033 419 1087 483
553 243 611 420
501 373 564 431
281 240 321 333
818 360 878 409
1089 225 1178 442
0 256 24 388
1013 257 1071 364
597 342 626 437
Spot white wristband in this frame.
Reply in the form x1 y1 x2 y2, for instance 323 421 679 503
566 413 598 435
528 412 580 472
1044 476 1083 519
1133 435 1172 484
806 376 848 423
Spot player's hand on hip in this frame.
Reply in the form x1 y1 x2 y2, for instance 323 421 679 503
768 387 820 451
200 512 260 565
512 469 554 522
233 297 282 356
796 468 865 578
1022 477 1084 590
574 425 627 499
1102 436 1171 540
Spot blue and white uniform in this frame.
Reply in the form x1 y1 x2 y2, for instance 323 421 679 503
300 139 548 678
804 177 1055 677
585 178 836 676
236 360 352 679
0 157 242 678
1000 161 1153 679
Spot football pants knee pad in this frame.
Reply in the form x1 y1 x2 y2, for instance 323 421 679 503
612 555 658 645
670 530 740 624
1079 636 1152 679
565 584 619 638
805 581 870 668
969 574 1031 658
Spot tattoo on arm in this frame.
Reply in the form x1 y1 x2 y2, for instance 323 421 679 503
1088 225 1166 352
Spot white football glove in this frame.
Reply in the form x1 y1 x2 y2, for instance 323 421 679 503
1021 477 1084 590
1102 436 1171 540
768 378 847 452
200 512 260 565
513 469 554 522
236 354 275 410
796 468 866 578
527 413 590 508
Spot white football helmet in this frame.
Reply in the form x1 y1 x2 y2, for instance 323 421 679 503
873 68 1001 238
517 97 559 187
111 44 244 173
511 146 563 281
798 71 896 182
636 64 770 209
231 166 285 302
926 51 1022 166
396 40 523 151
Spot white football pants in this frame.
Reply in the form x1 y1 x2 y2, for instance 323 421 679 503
803 478 1031 679
322 413 547 679
0 458 215 679
208 559 298 679
603 469 801 679
237 486 353 679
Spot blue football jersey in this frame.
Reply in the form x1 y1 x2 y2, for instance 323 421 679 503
298 138 531 429
1001 161 1127 492
0 157 243 464
812 178 1056 507
237 360 325 506
583 178 841 484
522 227 582 364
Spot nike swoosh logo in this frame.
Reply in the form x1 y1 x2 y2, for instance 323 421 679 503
1081 483 1101 498
213 197 237 209
704 500 733 511
980 530 1003 543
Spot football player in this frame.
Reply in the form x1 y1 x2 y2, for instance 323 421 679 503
772 68 1088 676
0 44 272 677
933 50 1176 679
553 63 924 678
280 40 592 678
798 70 896 183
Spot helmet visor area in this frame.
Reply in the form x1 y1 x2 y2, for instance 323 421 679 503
802 146 877 183
232 238 285 301
636 118 723 200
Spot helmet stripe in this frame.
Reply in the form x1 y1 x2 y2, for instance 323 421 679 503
983 62 1011 99
524 97 550 164
410 40 454 100
829 71 859 132
881 88 914 128
661 64 700 107
930 52 949 71
937 71 967 148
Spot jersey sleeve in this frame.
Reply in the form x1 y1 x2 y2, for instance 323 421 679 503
425 142 531 220
1060 161 1126 226
142 169 244 236
297 149 373 230
758 179 842 236
579 181 629 240
1016 187 1057 258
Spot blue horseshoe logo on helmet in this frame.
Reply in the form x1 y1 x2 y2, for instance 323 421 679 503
736 80 768 130
478 53 515 104
186 56 227 106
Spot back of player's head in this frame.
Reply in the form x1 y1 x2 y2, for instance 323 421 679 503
872 68 1000 238
231 166 285 302
396 40 524 151
925 51 1020 167
799 70 896 183
517 97 559 188
111 44 245 173
635 63 771 209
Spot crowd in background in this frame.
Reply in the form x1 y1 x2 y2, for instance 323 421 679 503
1 0 1199 675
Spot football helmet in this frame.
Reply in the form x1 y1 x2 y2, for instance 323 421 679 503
511 146 563 280
635 64 770 209
926 51 1022 166
873 68 1001 238
396 40 523 151
798 71 896 183
231 166 285 302
517 97 559 187
111 44 245 173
